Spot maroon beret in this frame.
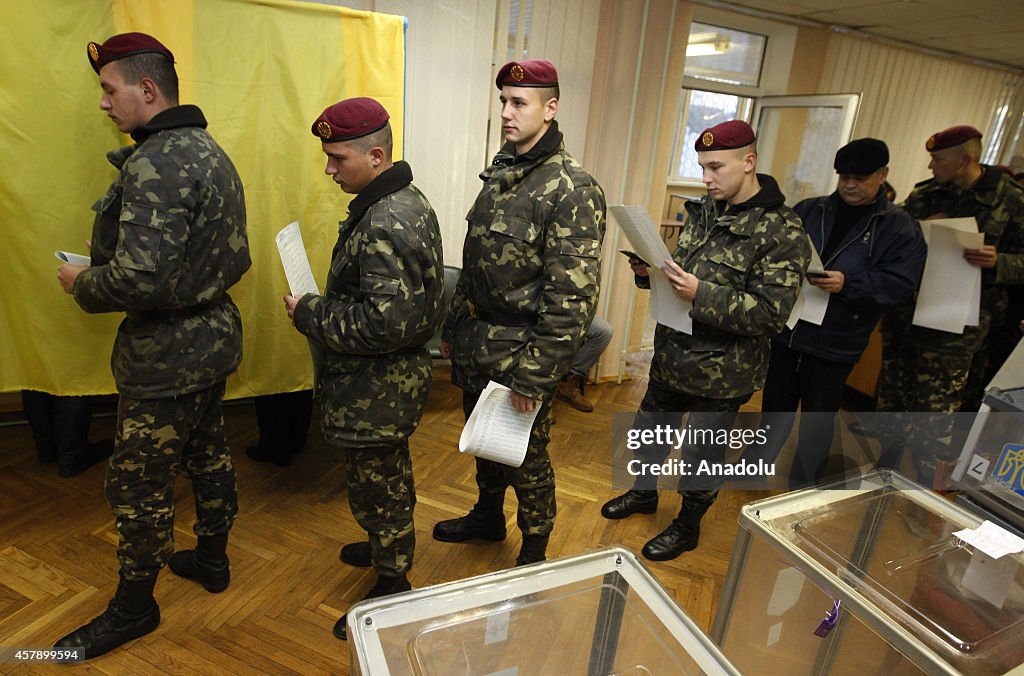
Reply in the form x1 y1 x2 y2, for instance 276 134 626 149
87 32 174 74
311 97 389 143
495 59 558 89
695 120 756 152
926 125 982 152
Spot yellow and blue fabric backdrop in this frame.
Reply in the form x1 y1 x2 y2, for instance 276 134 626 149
0 0 406 399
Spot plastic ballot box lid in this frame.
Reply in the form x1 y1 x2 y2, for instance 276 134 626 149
347 546 739 675
740 470 1024 674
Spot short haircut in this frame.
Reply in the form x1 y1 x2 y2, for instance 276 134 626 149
735 142 757 157
115 52 179 103
349 122 393 158
963 137 982 162
537 84 560 102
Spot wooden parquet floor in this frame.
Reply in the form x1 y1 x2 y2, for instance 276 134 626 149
0 357 779 675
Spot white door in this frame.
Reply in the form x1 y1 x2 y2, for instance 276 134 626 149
752 94 861 205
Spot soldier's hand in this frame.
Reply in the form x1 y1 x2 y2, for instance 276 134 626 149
809 270 845 293
57 263 86 294
283 293 302 321
629 258 650 277
661 258 699 301
510 390 536 413
963 245 997 269
438 341 452 359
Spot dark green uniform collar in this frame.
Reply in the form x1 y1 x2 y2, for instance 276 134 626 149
130 104 207 143
345 161 413 224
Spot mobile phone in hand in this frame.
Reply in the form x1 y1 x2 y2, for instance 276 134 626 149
619 249 650 266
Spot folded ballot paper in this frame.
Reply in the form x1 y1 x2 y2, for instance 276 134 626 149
459 381 541 468
55 251 90 266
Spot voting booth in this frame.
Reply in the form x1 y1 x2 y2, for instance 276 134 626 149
347 546 739 675
712 470 1024 675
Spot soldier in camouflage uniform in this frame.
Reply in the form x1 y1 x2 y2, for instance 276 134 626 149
284 98 444 641
54 33 249 660
433 59 605 566
878 125 1024 486
601 121 809 561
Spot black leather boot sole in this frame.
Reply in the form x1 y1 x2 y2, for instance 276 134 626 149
168 550 230 593
641 522 700 561
600 490 658 519
54 601 160 660
432 512 506 543
339 541 372 567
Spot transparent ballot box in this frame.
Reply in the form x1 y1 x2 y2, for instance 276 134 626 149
711 470 1024 675
348 546 739 675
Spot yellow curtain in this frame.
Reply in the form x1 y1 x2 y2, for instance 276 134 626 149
0 0 406 399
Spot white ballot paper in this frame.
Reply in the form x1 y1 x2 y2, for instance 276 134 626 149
276 221 325 387
787 241 830 329
954 520 1024 560
913 217 983 334
610 205 692 334
55 251 90 266
275 221 320 297
459 381 541 468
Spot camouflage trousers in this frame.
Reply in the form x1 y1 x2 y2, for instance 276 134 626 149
107 382 237 581
464 390 556 537
632 382 750 516
342 440 416 577
876 339 972 487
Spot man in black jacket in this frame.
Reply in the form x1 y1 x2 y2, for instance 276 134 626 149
760 138 926 486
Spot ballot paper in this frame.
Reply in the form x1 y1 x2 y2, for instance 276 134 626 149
610 205 692 334
913 217 983 334
55 251 90 266
276 221 325 387
275 221 320 297
459 381 541 468
786 243 829 329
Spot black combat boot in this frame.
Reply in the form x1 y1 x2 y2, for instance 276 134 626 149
334 573 412 641
168 533 230 593
54 575 160 660
432 492 506 542
339 541 372 567
641 505 703 561
515 535 549 566
600 489 658 519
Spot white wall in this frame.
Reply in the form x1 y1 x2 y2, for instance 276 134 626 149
375 0 498 266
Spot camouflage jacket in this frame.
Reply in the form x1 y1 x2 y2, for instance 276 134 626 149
293 162 444 448
644 174 810 399
73 105 250 399
442 122 606 400
884 165 1024 352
